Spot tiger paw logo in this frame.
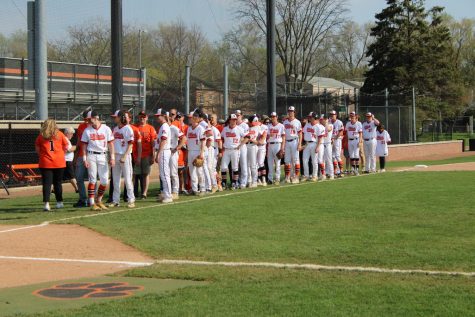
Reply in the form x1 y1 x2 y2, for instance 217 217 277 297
33 282 143 300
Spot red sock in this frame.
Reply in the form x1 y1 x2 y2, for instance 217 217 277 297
294 164 300 177
284 164 291 178
319 164 325 175
97 184 106 200
87 183 95 199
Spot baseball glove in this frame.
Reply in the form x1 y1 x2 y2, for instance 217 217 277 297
193 156 204 167
276 150 285 159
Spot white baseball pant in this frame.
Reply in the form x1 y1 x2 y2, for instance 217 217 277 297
221 148 240 172
159 149 172 200
87 153 109 186
364 139 377 172
257 145 266 168
284 139 299 164
202 147 211 191
332 138 342 162
206 146 217 187
316 143 324 164
112 153 135 204
302 142 317 178
169 150 179 194
323 144 334 177
188 150 205 193
239 145 248 187
267 143 282 182
247 144 258 184
348 138 360 159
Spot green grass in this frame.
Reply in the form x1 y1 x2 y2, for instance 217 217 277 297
2 171 475 316
16 266 475 317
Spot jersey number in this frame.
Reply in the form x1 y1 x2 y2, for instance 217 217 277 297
49 140 54 152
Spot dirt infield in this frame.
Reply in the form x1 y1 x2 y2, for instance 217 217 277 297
0 224 153 289
396 162 475 172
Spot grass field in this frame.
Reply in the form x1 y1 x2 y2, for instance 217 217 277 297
2 168 475 316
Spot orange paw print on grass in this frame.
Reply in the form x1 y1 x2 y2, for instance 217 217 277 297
33 282 144 300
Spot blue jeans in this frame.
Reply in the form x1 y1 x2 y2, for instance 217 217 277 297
75 157 87 203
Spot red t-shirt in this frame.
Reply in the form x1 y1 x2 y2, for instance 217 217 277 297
130 124 143 160
36 131 69 169
76 121 89 153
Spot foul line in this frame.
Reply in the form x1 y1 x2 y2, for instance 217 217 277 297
0 255 154 267
157 259 475 277
0 255 473 277
0 222 49 234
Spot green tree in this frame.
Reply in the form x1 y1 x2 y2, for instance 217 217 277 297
363 0 462 117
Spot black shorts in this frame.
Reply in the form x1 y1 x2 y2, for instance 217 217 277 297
63 161 76 181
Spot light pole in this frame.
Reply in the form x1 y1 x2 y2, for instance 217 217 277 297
138 29 146 111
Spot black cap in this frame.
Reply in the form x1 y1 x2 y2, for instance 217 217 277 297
138 111 147 117
82 110 90 119
176 112 183 118
87 110 99 119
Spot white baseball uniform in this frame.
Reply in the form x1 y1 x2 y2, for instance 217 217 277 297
112 124 135 204
247 125 263 185
315 123 326 164
362 120 379 172
345 121 362 159
155 122 172 200
302 122 318 178
200 121 212 191
283 118 302 168
323 123 334 177
186 124 206 193
331 118 344 169
81 123 114 186
238 122 249 188
221 125 245 173
169 124 184 195
376 130 391 157
267 123 285 182
257 124 268 170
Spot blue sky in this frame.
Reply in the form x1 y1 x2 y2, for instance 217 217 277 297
1 0 474 42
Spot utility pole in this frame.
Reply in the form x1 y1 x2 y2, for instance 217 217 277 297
35 0 47 120
413 87 417 142
223 64 229 119
185 65 190 115
138 29 146 112
111 0 123 112
266 0 276 114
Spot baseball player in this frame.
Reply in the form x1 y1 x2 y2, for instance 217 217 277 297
246 115 263 188
169 116 187 200
235 110 249 189
154 109 173 203
210 114 223 191
376 124 391 172
302 112 320 182
314 115 326 180
109 110 135 208
362 112 380 173
220 113 246 190
197 111 213 193
321 115 334 180
345 111 363 175
267 112 286 185
171 112 188 194
330 110 344 177
186 111 207 195
81 110 115 211
256 115 268 186
283 106 302 183
73 110 90 208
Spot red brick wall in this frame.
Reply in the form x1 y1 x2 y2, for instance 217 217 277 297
388 141 464 161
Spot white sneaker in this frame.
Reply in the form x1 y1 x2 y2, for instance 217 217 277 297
329 175 335 180
250 183 258 188
162 198 173 204
172 193 179 200
240 185 246 190
311 176 318 182
56 202 64 209
380 169 386 173
44 203 51 211
293 177 300 184
262 181 267 187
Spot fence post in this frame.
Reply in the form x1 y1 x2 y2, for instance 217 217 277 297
385 88 389 130
412 87 417 142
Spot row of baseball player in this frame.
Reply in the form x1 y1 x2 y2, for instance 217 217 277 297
74 106 391 209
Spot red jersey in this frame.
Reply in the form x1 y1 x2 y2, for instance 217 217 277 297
36 131 69 169
76 121 89 153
